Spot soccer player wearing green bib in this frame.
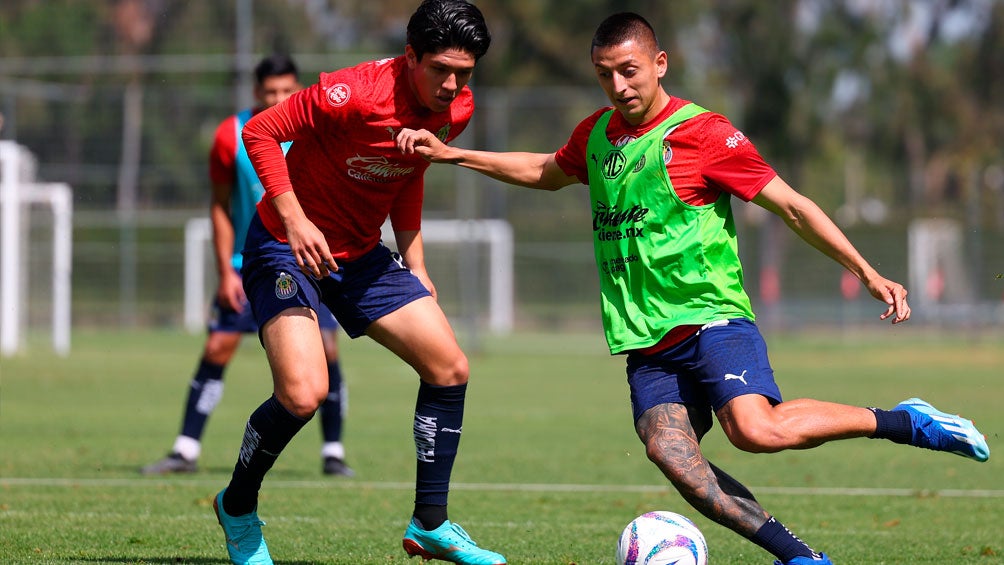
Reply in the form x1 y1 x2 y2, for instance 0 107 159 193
395 12 989 565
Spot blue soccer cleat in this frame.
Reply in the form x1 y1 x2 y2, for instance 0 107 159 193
774 554 833 565
213 489 273 565
893 398 990 462
402 517 506 564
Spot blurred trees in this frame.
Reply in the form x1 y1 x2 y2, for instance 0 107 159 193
0 0 1001 222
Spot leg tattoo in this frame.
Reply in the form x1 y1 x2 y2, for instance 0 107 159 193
636 403 767 537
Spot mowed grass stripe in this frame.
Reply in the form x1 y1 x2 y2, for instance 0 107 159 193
3 477 1003 498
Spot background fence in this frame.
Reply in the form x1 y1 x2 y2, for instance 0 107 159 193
6 81 1004 343
8 78 1004 344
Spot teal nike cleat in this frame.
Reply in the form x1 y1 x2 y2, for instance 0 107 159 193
402 518 506 564
213 489 273 565
893 398 990 462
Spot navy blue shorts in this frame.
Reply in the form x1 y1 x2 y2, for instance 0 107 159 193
625 318 783 423
208 280 338 334
241 214 430 338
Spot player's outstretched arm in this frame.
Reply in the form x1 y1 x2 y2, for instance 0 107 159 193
753 175 910 324
395 128 577 191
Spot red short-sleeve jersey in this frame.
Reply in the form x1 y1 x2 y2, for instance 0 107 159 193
554 96 776 205
208 114 240 186
242 55 474 260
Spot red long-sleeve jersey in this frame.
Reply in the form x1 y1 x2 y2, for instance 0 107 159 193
242 55 474 260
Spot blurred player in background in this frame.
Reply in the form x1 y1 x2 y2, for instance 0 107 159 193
210 2 505 564
141 54 354 479
396 11 989 565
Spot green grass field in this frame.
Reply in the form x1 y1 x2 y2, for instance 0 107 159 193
1 329 1001 564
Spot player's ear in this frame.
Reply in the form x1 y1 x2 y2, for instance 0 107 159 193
405 45 419 69
655 50 668 79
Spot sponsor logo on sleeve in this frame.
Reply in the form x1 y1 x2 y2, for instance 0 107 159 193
326 83 351 107
725 130 748 149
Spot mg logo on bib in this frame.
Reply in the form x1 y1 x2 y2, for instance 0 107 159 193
602 150 626 179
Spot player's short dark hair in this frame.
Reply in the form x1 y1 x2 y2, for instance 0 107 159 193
407 0 491 62
592 12 659 53
254 53 298 85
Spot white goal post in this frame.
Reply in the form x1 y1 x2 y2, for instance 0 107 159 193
184 217 514 334
908 218 970 306
0 141 73 357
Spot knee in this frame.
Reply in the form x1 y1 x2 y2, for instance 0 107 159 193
321 331 339 363
427 353 469 387
280 395 321 419
281 397 323 419
644 438 701 490
276 377 329 419
646 443 679 480
203 334 240 365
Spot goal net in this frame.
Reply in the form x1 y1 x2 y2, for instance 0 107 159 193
908 218 971 308
184 217 514 335
0 141 73 356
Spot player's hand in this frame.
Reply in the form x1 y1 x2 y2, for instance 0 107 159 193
865 275 911 324
284 215 338 279
217 269 247 312
395 128 453 162
411 267 438 301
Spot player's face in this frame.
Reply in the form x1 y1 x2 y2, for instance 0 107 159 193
592 39 668 126
405 46 476 113
255 74 300 109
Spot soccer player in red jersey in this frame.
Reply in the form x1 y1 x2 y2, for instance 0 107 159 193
141 54 354 479
396 12 989 565
210 2 505 565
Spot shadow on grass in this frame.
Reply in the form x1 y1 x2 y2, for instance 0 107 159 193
106 463 333 479
70 558 315 564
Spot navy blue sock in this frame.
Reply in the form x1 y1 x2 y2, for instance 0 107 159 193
751 516 820 562
223 395 310 516
413 503 449 532
319 361 344 443
412 381 466 529
179 358 225 440
868 407 914 444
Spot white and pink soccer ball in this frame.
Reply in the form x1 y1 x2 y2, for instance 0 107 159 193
616 511 709 565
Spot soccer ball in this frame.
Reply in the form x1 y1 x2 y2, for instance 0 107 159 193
615 511 708 565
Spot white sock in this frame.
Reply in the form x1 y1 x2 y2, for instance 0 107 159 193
172 436 201 461
321 441 345 460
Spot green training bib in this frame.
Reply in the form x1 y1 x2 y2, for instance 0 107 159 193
585 104 755 353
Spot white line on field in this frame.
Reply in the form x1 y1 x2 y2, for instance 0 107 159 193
1 477 1001 498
